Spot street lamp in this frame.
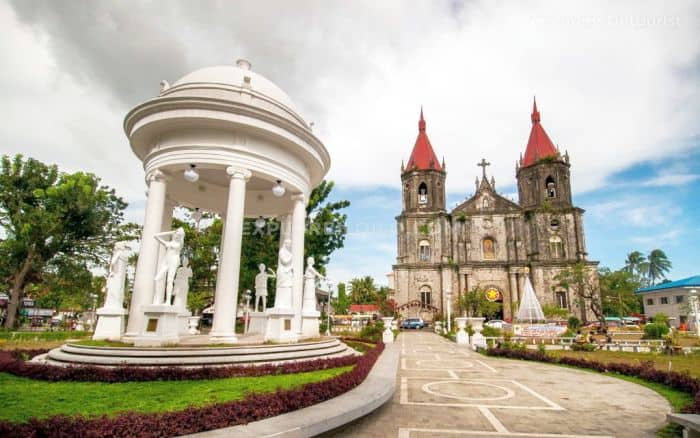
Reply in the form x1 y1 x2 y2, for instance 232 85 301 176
326 280 333 336
242 290 252 335
446 289 452 333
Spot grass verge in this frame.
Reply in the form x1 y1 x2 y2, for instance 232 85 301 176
0 365 352 423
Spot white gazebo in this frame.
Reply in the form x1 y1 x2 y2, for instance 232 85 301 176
122 59 330 346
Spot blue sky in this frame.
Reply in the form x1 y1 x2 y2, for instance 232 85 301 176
325 140 700 286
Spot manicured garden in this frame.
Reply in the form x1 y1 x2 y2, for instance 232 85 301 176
0 366 351 423
548 349 700 378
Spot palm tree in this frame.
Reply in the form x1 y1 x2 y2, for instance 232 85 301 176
646 249 672 285
623 251 647 275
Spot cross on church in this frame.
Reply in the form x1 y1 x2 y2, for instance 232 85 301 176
477 158 490 179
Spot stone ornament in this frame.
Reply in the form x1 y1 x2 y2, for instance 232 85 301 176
273 239 294 309
153 227 186 305
104 242 130 309
172 256 193 310
254 263 275 311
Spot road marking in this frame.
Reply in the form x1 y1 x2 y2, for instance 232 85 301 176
397 428 614 438
511 379 565 410
479 406 508 433
400 376 408 404
475 359 498 373
447 369 459 379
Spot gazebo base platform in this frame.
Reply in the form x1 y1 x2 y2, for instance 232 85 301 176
38 337 355 368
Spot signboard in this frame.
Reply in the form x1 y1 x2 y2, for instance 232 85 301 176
485 287 502 302
513 324 567 338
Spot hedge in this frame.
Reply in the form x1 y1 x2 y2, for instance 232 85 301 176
485 347 700 414
0 342 385 437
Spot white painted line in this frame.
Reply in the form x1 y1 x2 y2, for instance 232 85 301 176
511 379 565 411
397 428 613 438
478 406 508 433
447 369 459 379
400 376 408 404
401 357 407 370
475 359 498 373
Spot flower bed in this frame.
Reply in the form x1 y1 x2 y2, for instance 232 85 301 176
0 342 385 437
486 347 700 414
0 345 364 383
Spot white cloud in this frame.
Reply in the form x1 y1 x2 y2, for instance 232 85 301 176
587 195 680 228
630 229 682 245
642 173 700 187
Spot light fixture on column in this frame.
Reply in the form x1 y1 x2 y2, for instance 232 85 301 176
254 216 266 229
272 180 285 197
183 164 199 182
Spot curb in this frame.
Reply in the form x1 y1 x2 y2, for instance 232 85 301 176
184 341 400 438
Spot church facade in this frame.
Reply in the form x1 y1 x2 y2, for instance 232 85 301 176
391 102 598 323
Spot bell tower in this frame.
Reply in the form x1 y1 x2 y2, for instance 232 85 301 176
516 98 573 211
401 108 446 213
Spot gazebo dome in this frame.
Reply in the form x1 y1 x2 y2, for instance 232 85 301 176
161 59 307 130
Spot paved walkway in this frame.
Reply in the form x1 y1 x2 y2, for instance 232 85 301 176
326 331 670 438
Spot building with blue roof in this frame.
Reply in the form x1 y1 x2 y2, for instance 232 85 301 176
636 275 700 329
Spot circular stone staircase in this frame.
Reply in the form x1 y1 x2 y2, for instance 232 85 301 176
40 338 357 367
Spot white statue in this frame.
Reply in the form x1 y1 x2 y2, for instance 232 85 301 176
172 256 193 310
153 227 186 305
104 242 130 309
273 239 294 309
254 263 275 312
302 256 326 313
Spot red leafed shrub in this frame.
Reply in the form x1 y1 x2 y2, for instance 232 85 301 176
0 348 363 383
486 347 700 413
0 342 385 437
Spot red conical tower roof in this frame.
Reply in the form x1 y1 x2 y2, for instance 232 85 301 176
406 108 442 171
521 98 558 167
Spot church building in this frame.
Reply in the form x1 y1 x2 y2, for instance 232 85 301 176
391 101 598 322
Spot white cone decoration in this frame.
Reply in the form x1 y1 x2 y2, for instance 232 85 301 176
516 277 545 323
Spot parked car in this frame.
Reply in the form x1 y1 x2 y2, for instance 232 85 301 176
485 319 505 329
400 318 425 329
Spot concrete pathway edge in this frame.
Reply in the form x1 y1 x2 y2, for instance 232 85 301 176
184 340 401 438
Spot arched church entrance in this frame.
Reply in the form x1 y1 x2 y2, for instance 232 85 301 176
398 298 439 323
484 286 504 321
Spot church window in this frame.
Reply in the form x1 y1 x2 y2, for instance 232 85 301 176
420 286 432 306
482 198 490 209
545 176 557 198
482 237 495 260
550 218 560 229
549 236 564 259
418 240 431 261
555 291 568 309
418 182 428 204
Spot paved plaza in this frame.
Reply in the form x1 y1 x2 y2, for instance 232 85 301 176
327 331 670 438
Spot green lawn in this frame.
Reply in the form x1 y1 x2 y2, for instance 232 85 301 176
0 366 352 423
549 350 700 378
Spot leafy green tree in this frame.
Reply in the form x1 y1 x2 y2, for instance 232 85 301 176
623 251 647 276
0 155 135 328
457 286 502 318
554 262 605 328
598 267 642 317
646 249 672 285
542 304 569 320
333 282 350 314
349 276 378 304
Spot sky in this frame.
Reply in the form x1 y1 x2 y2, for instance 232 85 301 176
1 1 698 286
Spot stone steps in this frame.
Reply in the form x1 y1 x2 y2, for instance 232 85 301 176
42 338 357 367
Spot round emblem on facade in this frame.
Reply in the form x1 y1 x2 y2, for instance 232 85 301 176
485 287 501 302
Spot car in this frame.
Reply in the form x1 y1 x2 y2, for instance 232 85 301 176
485 319 505 329
400 318 425 329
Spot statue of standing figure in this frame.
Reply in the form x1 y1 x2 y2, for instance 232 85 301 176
153 227 186 305
104 242 130 309
302 256 327 313
254 263 276 312
172 256 193 310
273 239 294 309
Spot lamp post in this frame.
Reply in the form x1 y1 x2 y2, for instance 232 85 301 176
689 289 699 337
326 280 333 336
448 289 454 332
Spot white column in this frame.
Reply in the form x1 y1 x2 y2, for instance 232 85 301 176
278 214 291 249
125 170 168 337
290 194 306 334
210 166 251 343
153 199 175 304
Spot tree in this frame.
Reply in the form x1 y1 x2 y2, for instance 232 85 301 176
598 267 642 317
623 251 647 276
0 155 135 328
554 262 605 329
457 286 501 318
646 249 672 285
333 282 350 314
349 276 378 304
